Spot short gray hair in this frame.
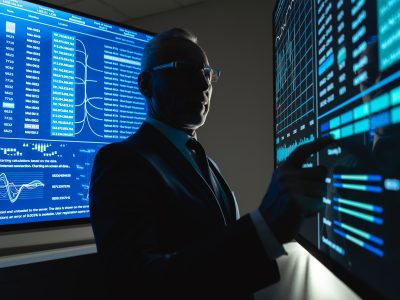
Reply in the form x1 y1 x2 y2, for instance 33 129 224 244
141 28 198 72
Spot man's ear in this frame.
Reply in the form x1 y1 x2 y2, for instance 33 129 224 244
138 72 152 99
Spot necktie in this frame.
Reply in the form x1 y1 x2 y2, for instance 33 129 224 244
186 138 231 224
186 138 213 186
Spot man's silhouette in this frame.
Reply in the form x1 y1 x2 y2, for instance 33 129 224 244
89 28 331 300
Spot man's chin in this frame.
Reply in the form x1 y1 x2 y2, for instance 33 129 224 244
179 115 207 131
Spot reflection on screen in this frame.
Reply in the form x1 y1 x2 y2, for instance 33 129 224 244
274 0 399 298
0 0 152 226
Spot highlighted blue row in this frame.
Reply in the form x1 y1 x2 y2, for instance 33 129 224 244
321 108 398 140
320 82 400 132
319 53 334 76
333 182 383 193
333 205 383 225
320 85 400 139
332 174 382 182
333 197 383 213
333 228 384 257
333 220 384 246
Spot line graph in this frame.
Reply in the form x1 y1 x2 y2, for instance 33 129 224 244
75 39 104 138
275 0 295 43
0 172 44 203
275 0 315 135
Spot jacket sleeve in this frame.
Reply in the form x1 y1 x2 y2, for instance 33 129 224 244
89 143 280 299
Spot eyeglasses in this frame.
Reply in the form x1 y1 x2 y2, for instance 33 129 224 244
151 61 221 83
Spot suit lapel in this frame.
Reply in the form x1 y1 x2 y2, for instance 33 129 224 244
127 123 228 226
208 160 238 222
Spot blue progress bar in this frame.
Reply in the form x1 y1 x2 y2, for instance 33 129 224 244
333 228 384 257
318 69 400 120
333 206 383 225
333 220 384 246
333 182 383 193
333 197 383 213
332 174 382 182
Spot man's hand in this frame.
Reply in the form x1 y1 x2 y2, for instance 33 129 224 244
260 137 334 243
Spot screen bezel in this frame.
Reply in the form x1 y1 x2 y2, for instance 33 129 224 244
272 1 385 299
0 0 155 233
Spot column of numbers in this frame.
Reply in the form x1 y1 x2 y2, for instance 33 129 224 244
3 21 16 135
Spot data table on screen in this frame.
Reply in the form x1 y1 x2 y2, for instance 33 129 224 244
0 0 153 226
273 0 400 298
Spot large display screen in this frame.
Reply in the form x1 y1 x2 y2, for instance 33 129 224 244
0 0 153 227
273 0 399 298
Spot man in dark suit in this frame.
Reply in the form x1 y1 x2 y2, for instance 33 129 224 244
89 28 331 299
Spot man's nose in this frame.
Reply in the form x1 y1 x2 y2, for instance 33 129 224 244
197 70 211 91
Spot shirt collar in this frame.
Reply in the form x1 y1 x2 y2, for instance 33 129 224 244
144 117 197 148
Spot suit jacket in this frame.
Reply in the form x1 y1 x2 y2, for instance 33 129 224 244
89 122 280 300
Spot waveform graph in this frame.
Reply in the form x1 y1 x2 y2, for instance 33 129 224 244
75 38 104 138
0 172 45 204
276 134 315 163
274 0 316 151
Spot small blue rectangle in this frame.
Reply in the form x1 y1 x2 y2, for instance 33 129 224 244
340 111 353 125
333 228 346 238
354 103 369 120
321 122 330 132
371 111 390 130
392 106 400 124
373 206 384 213
354 118 370 134
370 236 384 246
366 185 383 193
319 54 334 76
341 124 354 138
330 116 341 129
2 102 15 109
364 243 384 257
370 93 390 114
333 183 344 189
333 220 341 227
337 47 347 64
368 175 382 182
276 138 280 145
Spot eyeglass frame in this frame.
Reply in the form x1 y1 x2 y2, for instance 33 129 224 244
149 61 221 83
